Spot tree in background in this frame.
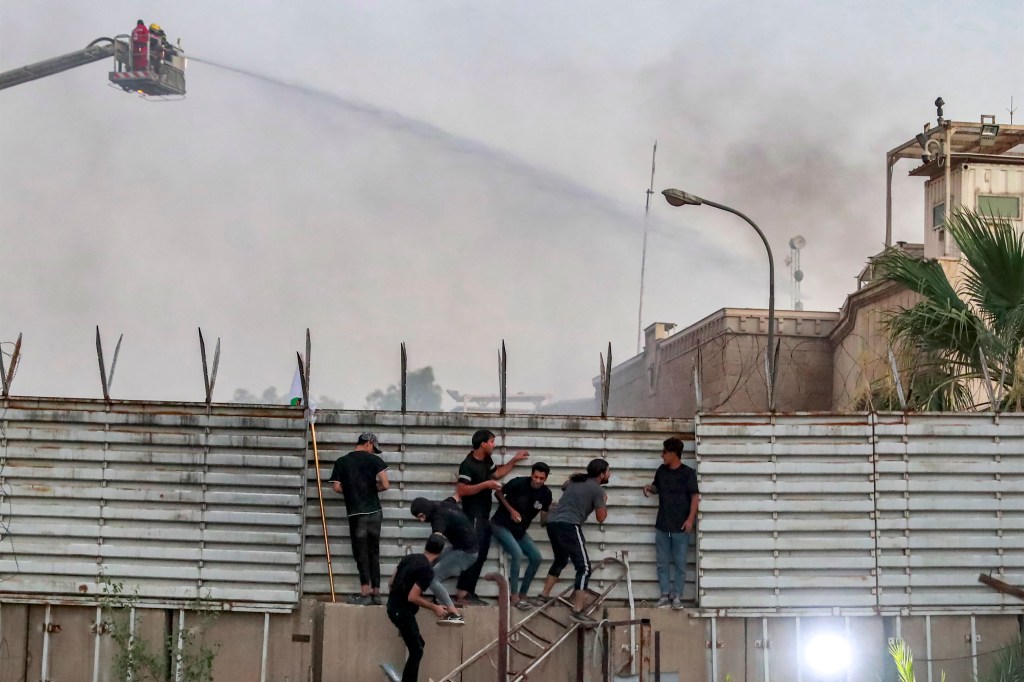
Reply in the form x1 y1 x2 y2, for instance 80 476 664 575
231 386 343 409
874 208 1024 411
365 366 443 411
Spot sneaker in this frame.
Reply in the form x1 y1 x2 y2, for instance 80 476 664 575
671 597 685 610
456 593 488 607
514 598 534 611
437 613 465 626
570 611 597 626
347 594 373 606
654 596 672 608
371 595 382 606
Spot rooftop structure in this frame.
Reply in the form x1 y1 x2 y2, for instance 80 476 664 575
886 102 1024 258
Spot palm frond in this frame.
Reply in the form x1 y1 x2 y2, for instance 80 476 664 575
947 208 1024 330
976 634 1024 682
888 638 915 682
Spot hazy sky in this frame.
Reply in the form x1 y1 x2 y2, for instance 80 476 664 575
1 1 1021 409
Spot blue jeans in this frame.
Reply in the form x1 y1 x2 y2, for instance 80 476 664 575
491 522 542 597
655 529 690 597
430 546 477 607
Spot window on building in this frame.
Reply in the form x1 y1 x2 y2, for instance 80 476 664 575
978 195 1021 219
932 203 945 228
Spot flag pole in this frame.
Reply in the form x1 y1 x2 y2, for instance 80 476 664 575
298 351 336 602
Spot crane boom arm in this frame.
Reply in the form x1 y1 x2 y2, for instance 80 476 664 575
0 39 126 91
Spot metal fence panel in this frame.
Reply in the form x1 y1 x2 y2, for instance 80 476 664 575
302 411 694 603
875 412 1024 610
0 399 306 611
696 413 877 611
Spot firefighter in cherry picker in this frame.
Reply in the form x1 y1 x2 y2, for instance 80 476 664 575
130 20 149 71
148 23 169 71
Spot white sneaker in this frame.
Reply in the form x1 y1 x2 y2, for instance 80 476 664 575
672 597 685 610
437 613 465 626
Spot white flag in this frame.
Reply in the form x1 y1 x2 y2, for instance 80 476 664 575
287 366 303 406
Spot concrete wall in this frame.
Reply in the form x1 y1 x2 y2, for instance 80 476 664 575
830 282 921 410
607 309 837 418
0 599 315 682
5 601 1017 682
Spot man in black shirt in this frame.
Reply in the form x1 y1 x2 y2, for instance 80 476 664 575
642 437 699 610
328 432 390 605
453 429 528 605
410 497 473 624
491 462 552 609
386 534 449 682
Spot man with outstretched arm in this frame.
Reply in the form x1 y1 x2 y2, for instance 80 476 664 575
643 437 700 609
453 429 528 605
491 461 552 609
539 458 611 625
386 534 450 682
327 432 390 605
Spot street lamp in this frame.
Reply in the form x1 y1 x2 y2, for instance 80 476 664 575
661 188 777 411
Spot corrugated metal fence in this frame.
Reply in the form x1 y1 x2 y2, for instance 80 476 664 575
304 411 695 602
4 399 1024 616
0 399 307 611
696 412 1024 614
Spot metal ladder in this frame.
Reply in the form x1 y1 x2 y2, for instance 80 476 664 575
436 556 629 682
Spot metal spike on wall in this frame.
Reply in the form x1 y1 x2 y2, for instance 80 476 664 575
198 328 222 404
887 347 907 411
95 326 123 401
605 343 613 416
600 342 612 418
499 340 508 416
304 328 312 404
400 342 408 413
296 351 309 409
978 347 997 409
108 334 123 390
693 360 702 413
0 332 22 397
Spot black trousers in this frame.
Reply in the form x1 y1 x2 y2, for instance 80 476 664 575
348 510 383 588
455 515 492 594
387 607 424 682
546 522 592 591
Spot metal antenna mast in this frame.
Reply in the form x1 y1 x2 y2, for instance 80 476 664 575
636 141 657 354
1008 96 1017 125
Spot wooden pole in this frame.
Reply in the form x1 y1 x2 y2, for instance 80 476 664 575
310 421 336 602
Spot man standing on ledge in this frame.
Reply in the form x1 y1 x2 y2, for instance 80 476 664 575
643 437 699 609
454 429 528 605
328 432 390 605
491 462 552 610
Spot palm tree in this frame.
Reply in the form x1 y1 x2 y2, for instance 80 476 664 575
873 208 1024 411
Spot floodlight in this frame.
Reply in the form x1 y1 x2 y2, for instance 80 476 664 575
804 633 851 677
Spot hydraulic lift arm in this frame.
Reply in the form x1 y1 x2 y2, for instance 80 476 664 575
0 38 126 91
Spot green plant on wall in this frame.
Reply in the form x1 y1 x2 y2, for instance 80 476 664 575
888 635 1024 682
99 576 221 682
99 578 165 680
171 598 221 682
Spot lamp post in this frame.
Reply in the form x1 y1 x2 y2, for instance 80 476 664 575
661 189 777 411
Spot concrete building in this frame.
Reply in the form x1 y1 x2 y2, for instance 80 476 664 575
603 109 1024 418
